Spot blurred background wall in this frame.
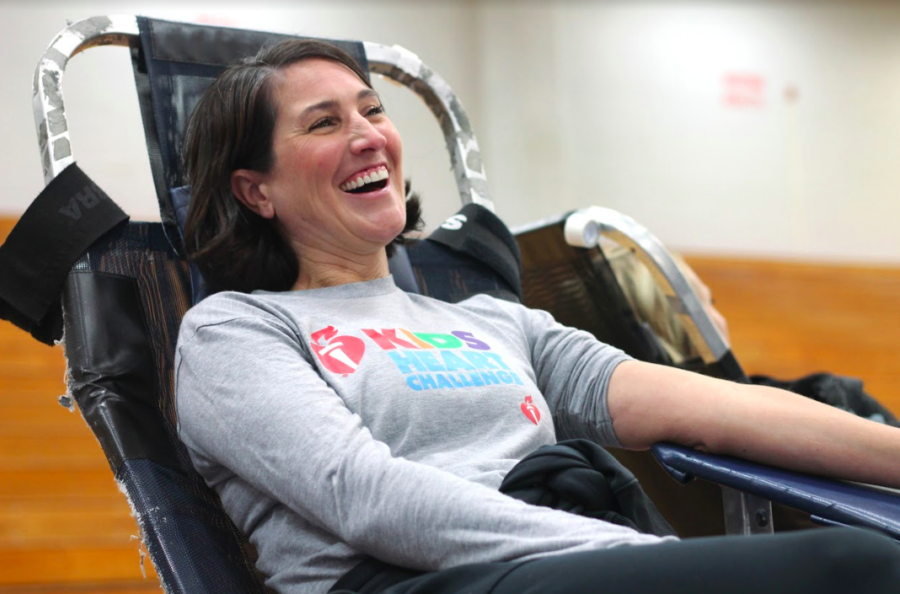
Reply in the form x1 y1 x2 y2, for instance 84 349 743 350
1 0 899 262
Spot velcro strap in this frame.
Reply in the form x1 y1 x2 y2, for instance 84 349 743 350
0 163 128 344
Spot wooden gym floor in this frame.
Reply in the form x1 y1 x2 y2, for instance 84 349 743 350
1 217 898 592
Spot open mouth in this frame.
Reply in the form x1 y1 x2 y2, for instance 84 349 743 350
340 166 389 194
346 178 388 194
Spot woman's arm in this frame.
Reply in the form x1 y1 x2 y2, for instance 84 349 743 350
607 360 900 489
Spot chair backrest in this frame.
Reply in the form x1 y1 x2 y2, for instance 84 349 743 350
28 15 513 593
63 223 271 592
516 207 746 381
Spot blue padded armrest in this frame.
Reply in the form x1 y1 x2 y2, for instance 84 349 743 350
651 442 900 540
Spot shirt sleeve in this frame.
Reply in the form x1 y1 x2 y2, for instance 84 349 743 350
175 300 659 572
472 297 633 447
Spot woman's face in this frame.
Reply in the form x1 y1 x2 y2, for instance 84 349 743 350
255 58 406 261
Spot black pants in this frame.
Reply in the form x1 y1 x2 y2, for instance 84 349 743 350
331 528 900 594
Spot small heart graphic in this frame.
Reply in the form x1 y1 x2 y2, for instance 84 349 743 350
311 329 366 376
520 396 541 425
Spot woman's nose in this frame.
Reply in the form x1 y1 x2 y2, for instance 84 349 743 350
349 116 387 154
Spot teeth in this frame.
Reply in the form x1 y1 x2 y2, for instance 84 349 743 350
340 166 389 192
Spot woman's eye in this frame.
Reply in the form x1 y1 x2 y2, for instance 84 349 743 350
309 117 336 131
365 105 385 117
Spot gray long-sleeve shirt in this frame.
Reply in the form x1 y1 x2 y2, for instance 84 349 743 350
175 276 669 593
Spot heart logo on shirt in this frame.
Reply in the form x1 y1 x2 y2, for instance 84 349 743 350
520 395 541 425
311 326 366 376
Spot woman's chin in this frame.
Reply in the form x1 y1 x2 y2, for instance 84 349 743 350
339 198 407 249
371 209 408 243
374 225 407 248
350 221 403 251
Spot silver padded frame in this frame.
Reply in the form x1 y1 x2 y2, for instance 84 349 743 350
561 206 728 365
32 15 494 212
33 15 139 185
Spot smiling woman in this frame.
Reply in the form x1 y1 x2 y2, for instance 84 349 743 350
229 59 407 291
182 42 421 295
174 38 900 594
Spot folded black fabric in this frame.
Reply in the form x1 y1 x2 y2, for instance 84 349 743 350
426 203 522 301
499 439 677 537
0 163 128 344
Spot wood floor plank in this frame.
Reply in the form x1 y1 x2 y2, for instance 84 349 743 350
0 504 136 546
0 408 93 435
0 391 70 409
0 436 106 469
0 469 123 498
0 584 160 594
0 422 94 439
0 546 159 586
0 376 68 397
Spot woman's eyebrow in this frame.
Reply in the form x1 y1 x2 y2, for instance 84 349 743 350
358 88 380 102
299 89 381 119
299 99 338 119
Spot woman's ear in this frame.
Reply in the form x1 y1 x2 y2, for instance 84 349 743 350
231 169 276 219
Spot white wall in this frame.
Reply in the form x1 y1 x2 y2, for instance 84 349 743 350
3 1 900 263
477 0 900 263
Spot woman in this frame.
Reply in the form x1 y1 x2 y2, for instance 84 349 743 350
175 39 900 594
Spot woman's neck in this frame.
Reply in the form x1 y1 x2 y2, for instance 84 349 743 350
291 249 390 291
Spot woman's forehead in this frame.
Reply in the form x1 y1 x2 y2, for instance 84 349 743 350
275 59 371 107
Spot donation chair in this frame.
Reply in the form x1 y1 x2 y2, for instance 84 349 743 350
514 207 900 539
1 15 898 594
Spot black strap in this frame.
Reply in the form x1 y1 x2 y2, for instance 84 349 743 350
0 163 128 344
427 203 523 300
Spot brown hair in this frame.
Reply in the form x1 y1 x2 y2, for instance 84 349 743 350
182 39 422 294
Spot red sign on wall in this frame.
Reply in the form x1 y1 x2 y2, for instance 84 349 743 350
724 73 765 107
